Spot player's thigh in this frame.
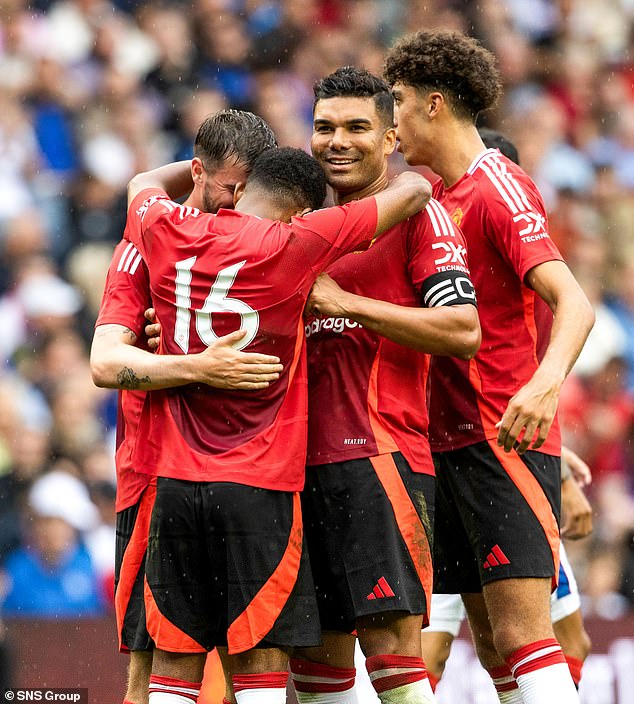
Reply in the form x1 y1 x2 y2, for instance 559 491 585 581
145 478 215 652
437 443 561 587
432 452 482 594
303 453 433 633
116 482 157 653
482 577 554 658
213 484 321 652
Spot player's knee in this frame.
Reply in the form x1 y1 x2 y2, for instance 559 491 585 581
357 614 422 658
490 622 546 661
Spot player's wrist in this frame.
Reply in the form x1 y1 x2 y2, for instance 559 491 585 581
178 354 204 384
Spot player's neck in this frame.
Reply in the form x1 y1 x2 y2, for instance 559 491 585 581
431 124 486 189
235 193 287 222
334 171 390 205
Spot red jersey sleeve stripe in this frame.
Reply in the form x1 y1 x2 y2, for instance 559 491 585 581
425 200 449 237
425 199 451 238
427 199 456 237
129 252 143 275
226 492 304 654
369 454 433 626
479 161 522 214
115 482 157 648
121 245 139 273
117 242 135 272
486 156 532 211
144 575 205 653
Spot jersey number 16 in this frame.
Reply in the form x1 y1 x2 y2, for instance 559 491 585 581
173 257 259 353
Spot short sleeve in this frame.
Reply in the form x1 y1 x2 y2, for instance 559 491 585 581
126 187 174 256
290 198 378 271
95 239 151 337
407 198 471 290
479 167 563 283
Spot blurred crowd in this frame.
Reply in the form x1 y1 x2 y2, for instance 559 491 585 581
0 0 632 630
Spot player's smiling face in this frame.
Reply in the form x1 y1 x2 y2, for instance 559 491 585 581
312 96 396 198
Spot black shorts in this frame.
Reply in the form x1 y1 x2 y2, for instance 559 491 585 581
302 452 435 633
114 481 157 652
433 441 561 594
144 478 321 655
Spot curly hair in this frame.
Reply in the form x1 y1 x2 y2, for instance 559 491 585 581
313 66 394 128
384 30 502 122
194 109 277 172
247 147 327 212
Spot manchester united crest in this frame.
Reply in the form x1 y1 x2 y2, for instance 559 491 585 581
451 207 464 227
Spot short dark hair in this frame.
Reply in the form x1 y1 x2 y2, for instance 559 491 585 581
384 30 502 122
313 66 394 128
247 147 327 212
478 128 520 165
194 109 277 172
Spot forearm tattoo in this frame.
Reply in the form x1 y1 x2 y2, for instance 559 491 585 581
116 367 151 390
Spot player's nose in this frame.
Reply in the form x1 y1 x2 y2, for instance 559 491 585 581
329 127 350 149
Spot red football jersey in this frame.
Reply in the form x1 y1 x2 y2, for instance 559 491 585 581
95 238 153 512
306 199 475 474
126 188 378 490
429 149 564 454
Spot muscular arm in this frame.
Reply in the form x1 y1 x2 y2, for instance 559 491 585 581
307 273 480 359
497 260 595 453
90 324 283 391
127 161 194 206
372 172 433 236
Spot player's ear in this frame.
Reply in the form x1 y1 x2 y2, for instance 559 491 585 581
428 91 445 119
233 182 246 206
383 126 397 156
191 157 204 185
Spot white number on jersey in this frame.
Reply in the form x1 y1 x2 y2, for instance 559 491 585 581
173 257 259 353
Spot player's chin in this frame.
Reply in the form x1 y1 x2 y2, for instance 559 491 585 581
325 172 362 192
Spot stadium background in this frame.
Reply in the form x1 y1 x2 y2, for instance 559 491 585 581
0 0 632 701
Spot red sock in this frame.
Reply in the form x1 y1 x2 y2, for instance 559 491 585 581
232 672 287 702
506 638 567 679
365 654 428 693
290 658 356 695
427 671 440 692
123 700 136 704
488 664 519 695
148 674 201 702
565 655 584 688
